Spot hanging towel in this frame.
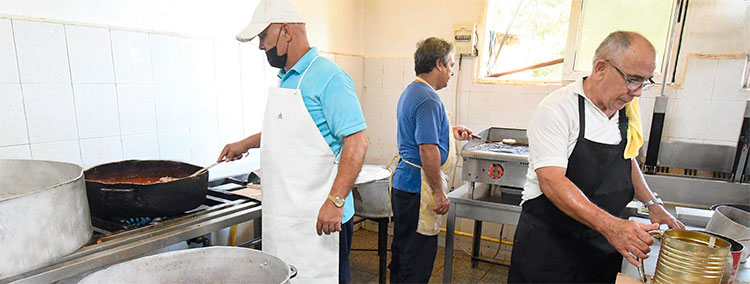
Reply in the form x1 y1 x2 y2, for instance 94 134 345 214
624 97 643 159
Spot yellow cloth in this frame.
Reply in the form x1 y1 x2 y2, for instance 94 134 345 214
624 97 643 159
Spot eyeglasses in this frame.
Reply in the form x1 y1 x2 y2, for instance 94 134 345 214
605 60 655 91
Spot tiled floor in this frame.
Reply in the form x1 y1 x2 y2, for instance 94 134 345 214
349 229 509 283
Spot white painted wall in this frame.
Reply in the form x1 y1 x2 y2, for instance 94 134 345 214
362 0 484 58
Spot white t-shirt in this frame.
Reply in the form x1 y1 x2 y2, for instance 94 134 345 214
522 77 625 203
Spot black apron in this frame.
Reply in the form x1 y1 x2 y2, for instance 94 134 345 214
508 94 634 284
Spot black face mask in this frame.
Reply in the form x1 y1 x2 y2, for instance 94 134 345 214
265 28 288 69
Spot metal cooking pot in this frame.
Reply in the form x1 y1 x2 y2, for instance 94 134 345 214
706 205 750 263
700 231 745 284
352 165 392 218
0 159 92 278
84 160 208 218
78 247 297 284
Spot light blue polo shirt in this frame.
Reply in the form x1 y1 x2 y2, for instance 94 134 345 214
277 47 366 224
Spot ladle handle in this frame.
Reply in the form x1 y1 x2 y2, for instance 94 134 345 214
189 161 221 178
637 230 664 284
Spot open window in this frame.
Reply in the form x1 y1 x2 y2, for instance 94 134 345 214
480 0 681 83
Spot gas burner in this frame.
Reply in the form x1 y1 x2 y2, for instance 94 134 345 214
123 216 166 226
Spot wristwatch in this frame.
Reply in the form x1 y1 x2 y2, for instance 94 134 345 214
328 195 345 208
644 198 664 208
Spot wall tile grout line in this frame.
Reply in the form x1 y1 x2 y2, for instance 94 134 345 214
108 28 126 161
147 33 161 159
8 19 32 159
62 23 84 165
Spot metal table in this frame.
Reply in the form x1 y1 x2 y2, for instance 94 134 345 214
1 200 262 284
443 183 521 284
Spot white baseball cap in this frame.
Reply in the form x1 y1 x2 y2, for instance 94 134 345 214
235 0 305 42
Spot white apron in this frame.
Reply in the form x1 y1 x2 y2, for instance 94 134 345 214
260 56 339 283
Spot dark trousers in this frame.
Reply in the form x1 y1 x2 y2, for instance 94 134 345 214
340 217 354 284
389 188 438 284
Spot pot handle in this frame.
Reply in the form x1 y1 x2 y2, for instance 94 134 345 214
637 229 664 284
100 188 135 192
288 264 298 279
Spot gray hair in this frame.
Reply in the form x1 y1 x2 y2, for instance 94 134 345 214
414 37 454 75
593 31 654 66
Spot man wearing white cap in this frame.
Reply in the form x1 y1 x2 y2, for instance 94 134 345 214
217 0 368 282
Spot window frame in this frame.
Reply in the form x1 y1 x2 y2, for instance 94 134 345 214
479 0 684 84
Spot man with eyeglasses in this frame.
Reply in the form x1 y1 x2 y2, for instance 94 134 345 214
507 31 684 283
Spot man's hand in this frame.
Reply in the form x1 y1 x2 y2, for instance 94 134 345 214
316 200 343 236
452 125 478 141
649 205 685 230
217 141 250 162
601 218 660 267
433 190 450 215
217 133 260 163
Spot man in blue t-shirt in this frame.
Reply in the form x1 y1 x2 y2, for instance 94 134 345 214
389 37 476 283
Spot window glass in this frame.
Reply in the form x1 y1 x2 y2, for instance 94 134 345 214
483 0 571 81
481 0 675 82
573 0 673 73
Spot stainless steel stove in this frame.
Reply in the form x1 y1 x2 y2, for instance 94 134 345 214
1 175 262 284
460 127 529 204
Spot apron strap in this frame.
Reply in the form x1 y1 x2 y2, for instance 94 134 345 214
617 108 628 143
577 95 586 140
296 55 321 89
577 95 629 144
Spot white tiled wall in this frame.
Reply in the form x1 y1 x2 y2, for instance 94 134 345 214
361 56 557 167
0 17 368 178
666 57 750 146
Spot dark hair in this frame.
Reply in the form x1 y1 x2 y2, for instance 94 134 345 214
414 37 454 76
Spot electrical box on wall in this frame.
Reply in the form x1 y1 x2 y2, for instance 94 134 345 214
453 23 477 56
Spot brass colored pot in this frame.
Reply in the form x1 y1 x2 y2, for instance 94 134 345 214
640 229 731 284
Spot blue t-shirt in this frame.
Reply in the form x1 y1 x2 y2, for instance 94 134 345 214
278 47 367 223
392 81 449 193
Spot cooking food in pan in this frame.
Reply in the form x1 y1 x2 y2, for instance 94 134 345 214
84 160 208 218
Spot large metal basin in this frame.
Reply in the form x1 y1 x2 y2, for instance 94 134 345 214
0 159 92 278
352 165 391 218
707 205 750 263
78 247 296 284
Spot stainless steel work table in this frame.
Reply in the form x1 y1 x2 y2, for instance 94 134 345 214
442 182 750 284
442 182 521 284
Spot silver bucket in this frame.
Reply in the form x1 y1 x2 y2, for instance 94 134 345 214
0 159 92 278
352 165 391 218
78 247 297 284
706 205 750 263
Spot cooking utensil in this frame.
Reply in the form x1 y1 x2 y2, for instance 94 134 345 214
637 229 731 284
457 129 486 142
79 247 297 284
188 152 249 178
84 160 208 218
189 161 222 178
699 231 745 284
711 203 750 213
352 165 392 218
0 159 92 278
706 205 750 263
